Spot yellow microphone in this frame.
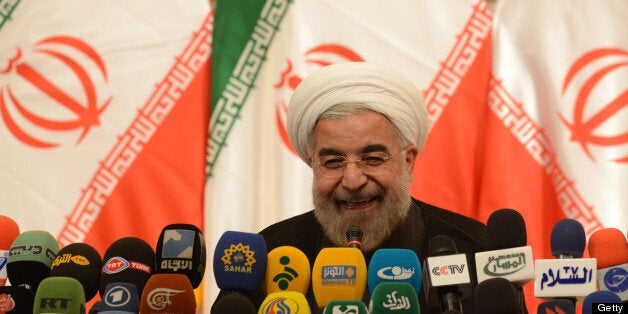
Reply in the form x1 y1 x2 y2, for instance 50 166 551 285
258 291 311 314
311 247 367 309
264 246 311 295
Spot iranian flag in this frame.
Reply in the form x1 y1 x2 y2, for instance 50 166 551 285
206 0 494 305
489 0 628 309
0 0 211 282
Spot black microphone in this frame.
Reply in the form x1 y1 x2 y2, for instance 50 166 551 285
211 291 256 314
479 208 530 314
474 278 519 314
345 225 363 249
422 234 472 313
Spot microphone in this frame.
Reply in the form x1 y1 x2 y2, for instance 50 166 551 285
536 299 575 314
588 227 628 301
0 285 34 313
7 230 60 291
368 248 422 295
100 237 155 297
422 235 471 313
259 291 311 313
474 277 519 314
534 219 597 299
49 242 103 302
155 223 206 288
264 245 311 295
346 225 363 249
210 291 256 314
476 208 533 313
0 215 20 287
323 300 369 314
369 282 420 314
212 230 268 292
582 290 623 314
139 273 196 314
98 282 139 313
33 276 86 314
311 247 367 309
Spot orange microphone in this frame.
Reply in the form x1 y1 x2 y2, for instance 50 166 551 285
587 227 628 301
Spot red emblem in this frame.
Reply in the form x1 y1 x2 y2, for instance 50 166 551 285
0 293 15 311
274 44 365 153
559 47 628 163
0 36 111 148
103 256 130 274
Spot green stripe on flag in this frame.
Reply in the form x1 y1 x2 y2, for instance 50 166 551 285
207 0 292 178
0 0 21 30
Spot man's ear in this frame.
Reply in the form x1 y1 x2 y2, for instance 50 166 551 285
404 144 420 173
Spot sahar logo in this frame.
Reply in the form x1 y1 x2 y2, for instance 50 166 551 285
221 243 256 273
559 47 628 163
0 36 111 148
274 44 365 154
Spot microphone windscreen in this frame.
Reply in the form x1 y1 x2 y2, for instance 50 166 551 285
259 291 311 313
155 223 206 288
212 231 267 291
582 290 622 314
264 246 311 295
588 227 628 268
7 230 60 291
369 282 420 314
33 276 86 314
0 215 20 250
487 208 527 250
100 237 155 296
367 248 421 295
312 247 367 309
0 285 34 313
210 292 256 314
98 282 139 313
473 278 518 314
140 273 196 314
323 299 368 314
550 218 586 258
50 242 103 301
536 299 575 314
0 215 19 287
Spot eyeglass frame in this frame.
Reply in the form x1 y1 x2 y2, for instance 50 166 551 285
311 147 407 175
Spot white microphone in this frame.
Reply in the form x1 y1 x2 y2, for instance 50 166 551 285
533 219 597 300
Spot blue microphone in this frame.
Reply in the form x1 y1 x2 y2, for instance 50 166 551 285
212 231 267 292
367 248 422 295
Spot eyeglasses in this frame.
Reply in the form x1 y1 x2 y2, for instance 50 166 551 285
313 149 403 173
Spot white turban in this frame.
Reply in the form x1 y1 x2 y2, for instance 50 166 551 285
287 62 429 165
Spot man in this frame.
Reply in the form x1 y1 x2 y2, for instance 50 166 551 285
216 62 487 313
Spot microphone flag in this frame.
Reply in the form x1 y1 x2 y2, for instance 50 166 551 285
98 282 139 314
369 282 420 314
212 230 268 292
367 248 422 294
155 223 206 288
33 276 86 314
259 291 311 314
264 245 311 295
312 247 367 309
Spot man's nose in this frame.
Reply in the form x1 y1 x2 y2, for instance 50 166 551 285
341 162 368 190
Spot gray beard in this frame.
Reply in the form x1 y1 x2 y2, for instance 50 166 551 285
313 169 412 252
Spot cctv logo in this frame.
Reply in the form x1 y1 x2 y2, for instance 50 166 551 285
432 264 466 276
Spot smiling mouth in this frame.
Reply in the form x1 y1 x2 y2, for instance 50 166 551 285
340 197 379 211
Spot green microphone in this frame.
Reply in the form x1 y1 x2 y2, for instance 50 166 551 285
370 282 420 314
323 300 369 314
33 276 86 314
